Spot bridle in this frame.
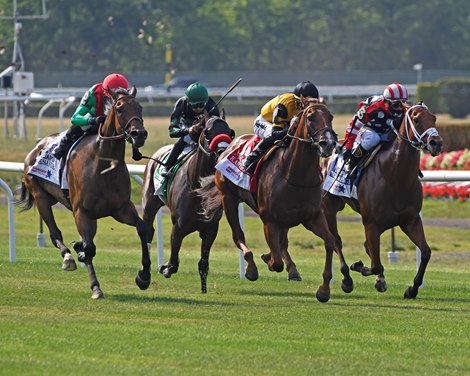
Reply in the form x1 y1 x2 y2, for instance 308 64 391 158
98 95 144 142
391 104 439 151
286 103 337 149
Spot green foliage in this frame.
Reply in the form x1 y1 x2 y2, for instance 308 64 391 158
438 77 470 118
2 1 470 72
415 82 439 112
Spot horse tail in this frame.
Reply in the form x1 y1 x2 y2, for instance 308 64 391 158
15 182 35 212
195 175 223 222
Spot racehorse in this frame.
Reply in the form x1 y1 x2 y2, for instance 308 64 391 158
322 103 443 298
141 112 235 293
18 87 150 299
200 101 354 303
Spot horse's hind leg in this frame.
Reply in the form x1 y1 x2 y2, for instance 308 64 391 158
34 193 77 271
142 184 164 246
222 193 258 281
400 217 431 299
198 223 220 293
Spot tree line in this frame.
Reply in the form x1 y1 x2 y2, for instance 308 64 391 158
1 0 470 74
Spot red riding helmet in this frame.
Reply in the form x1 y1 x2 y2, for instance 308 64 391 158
102 73 129 95
383 82 408 101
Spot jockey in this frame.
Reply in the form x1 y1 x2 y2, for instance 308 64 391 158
342 82 408 172
242 81 319 174
53 73 130 160
160 83 220 177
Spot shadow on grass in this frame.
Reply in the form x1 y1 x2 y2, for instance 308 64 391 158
109 293 238 306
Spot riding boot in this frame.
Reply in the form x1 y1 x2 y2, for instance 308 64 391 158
161 137 186 177
53 126 84 160
346 145 367 173
243 138 273 174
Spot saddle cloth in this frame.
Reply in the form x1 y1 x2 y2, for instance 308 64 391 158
215 135 261 192
27 131 76 190
323 153 359 199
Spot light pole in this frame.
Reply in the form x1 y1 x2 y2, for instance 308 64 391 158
413 63 423 84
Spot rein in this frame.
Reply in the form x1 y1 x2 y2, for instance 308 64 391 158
286 103 333 147
391 104 439 151
98 114 143 142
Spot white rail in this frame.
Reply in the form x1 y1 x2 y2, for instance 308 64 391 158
1 161 469 273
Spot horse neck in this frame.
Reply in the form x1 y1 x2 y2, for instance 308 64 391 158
282 120 321 186
381 128 421 185
99 113 126 161
187 143 214 189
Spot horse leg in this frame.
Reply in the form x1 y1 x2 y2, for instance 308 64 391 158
222 194 258 281
73 209 103 299
142 186 164 246
159 223 183 278
262 222 284 273
198 223 219 293
112 202 151 290
322 198 354 294
34 194 77 271
400 217 431 299
359 224 386 292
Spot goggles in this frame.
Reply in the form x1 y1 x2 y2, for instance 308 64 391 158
191 103 205 110
389 99 405 110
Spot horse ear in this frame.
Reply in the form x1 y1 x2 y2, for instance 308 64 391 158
129 85 137 97
220 108 226 120
109 88 119 101
319 96 327 105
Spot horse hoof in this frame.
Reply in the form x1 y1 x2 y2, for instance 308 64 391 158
260 253 271 265
315 287 330 303
288 271 302 281
341 279 354 293
350 260 364 272
62 254 77 271
245 266 259 281
162 269 172 279
158 264 166 274
135 273 151 290
91 287 104 299
374 280 387 293
404 286 417 299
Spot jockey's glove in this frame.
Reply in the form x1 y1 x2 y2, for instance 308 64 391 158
88 115 106 126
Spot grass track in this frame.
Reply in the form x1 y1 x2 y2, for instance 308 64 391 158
0 207 469 376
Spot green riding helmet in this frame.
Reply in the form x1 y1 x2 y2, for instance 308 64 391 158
185 83 209 105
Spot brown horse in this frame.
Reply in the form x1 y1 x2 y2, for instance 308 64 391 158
200 102 354 303
141 113 235 293
322 103 443 299
18 87 150 299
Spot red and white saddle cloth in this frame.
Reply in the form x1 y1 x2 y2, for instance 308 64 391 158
215 135 262 192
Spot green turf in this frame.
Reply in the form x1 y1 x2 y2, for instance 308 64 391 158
0 207 469 376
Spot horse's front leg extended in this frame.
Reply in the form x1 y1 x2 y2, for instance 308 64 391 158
113 203 151 290
222 194 258 281
74 209 103 299
400 217 431 299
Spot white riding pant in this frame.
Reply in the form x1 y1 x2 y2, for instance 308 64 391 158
354 127 381 151
253 115 272 139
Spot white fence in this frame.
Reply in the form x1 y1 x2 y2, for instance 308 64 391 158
1 161 469 279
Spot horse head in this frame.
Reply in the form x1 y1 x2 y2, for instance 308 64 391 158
400 103 443 156
199 110 235 159
298 100 337 157
103 86 148 148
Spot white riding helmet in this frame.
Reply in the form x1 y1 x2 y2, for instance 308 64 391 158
383 82 408 101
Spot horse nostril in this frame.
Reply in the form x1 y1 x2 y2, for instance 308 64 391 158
142 130 148 139
130 131 139 139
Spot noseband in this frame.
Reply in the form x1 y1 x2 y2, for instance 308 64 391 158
392 104 439 151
